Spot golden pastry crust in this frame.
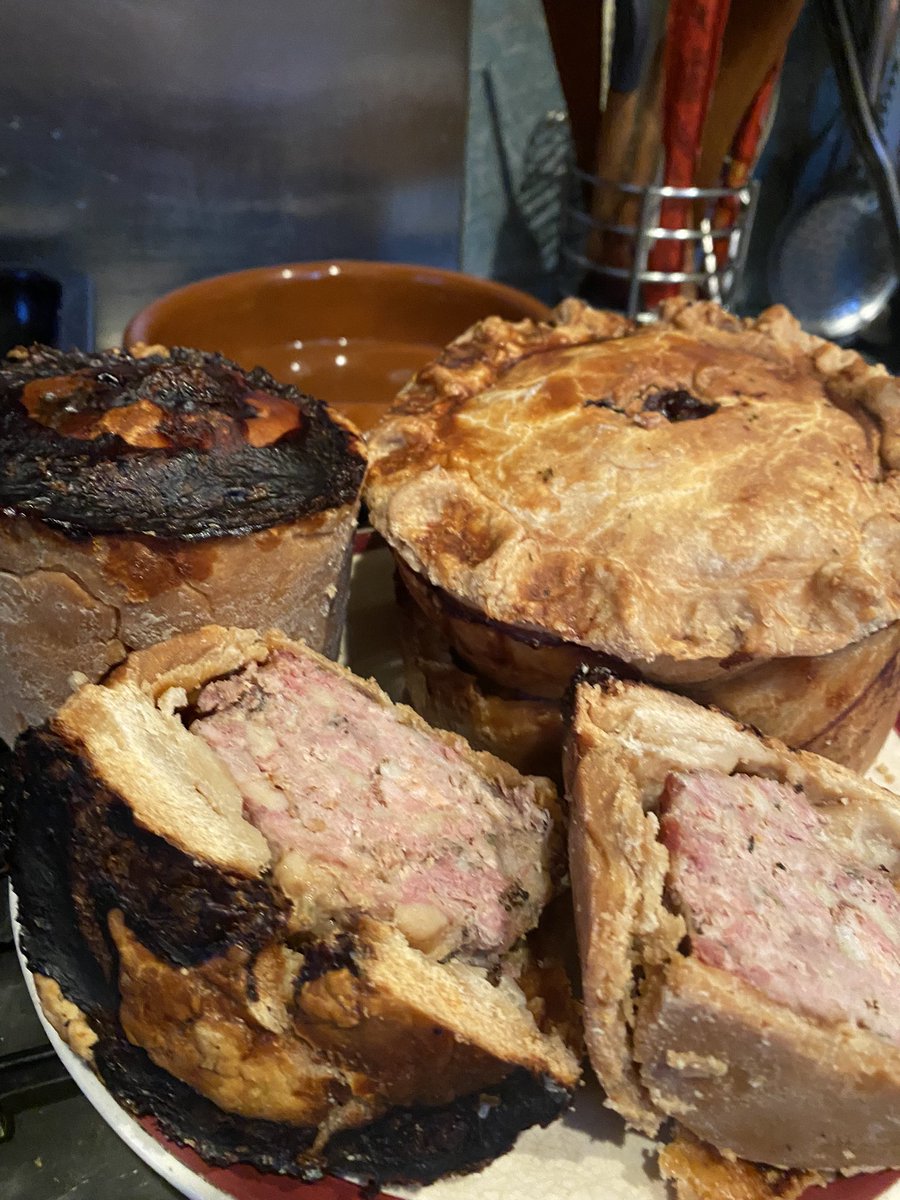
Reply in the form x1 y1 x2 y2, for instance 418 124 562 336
34 974 98 1061
659 1131 823 1200
367 299 900 666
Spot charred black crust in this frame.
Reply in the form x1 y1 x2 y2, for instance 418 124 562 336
0 345 366 539
0 738 14 874
15 750 571 1188
11 731 118 1028
14 728 285 971
95 1033 571 1186
93 1037 323 1178
91 799 286 968
292 931 360 988
17 829 573 1188
323 1068 571 1185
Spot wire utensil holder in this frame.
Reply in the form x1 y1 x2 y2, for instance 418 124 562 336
559 167 760 320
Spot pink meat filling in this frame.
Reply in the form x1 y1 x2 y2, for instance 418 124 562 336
660 771 900 1046
191 651 552 959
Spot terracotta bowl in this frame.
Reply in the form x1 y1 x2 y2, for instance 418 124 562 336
123 261 551 432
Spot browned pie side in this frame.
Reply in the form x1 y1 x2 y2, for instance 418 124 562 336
0 510 357 744
397 574 564 779
396 560 900 773
687 619 900 769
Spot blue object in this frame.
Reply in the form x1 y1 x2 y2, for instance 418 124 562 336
0 269 62 354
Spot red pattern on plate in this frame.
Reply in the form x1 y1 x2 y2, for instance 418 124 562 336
352 528 385 556
140 1117 397 1200
804 1174 900 1200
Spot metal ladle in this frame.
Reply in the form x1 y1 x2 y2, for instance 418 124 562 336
769 0 900 340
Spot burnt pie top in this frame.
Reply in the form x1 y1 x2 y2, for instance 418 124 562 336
366 299 900 666
0 344 366 539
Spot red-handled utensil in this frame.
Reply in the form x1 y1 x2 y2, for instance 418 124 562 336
645 0 731 305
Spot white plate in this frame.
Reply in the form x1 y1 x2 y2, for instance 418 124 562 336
11 546 900 1200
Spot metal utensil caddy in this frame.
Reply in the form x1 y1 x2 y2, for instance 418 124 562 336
559 166 760 320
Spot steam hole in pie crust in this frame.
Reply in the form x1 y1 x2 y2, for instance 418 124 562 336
641 390 719 422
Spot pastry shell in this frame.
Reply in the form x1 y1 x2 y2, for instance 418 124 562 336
565 673 900 1173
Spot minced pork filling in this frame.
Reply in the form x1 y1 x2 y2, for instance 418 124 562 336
660 770 900 1046
191 650 552 960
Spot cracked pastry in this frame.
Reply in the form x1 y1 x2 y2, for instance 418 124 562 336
366 298 900 774
566 670 900 1198
0 343 367 749
12 625 579 1185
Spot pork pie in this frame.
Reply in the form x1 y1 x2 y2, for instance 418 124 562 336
366 299 900 772
566 671 900 1192
12 626 579 1185
0 344 366 748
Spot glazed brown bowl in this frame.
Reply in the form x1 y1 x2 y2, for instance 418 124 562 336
123 261 551 432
